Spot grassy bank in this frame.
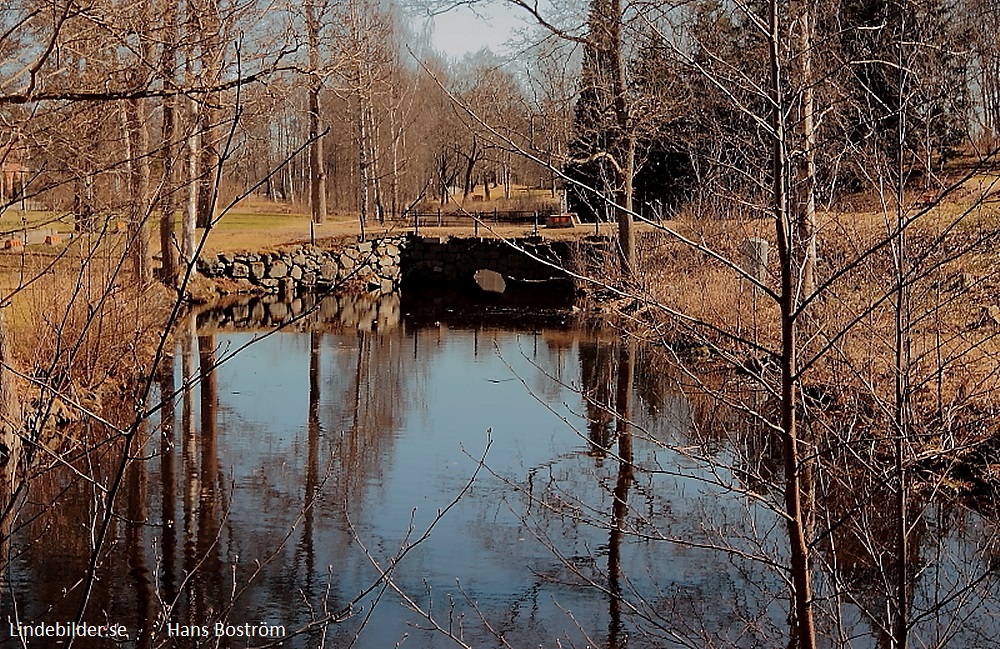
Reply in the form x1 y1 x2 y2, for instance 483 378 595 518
611 170 1000 503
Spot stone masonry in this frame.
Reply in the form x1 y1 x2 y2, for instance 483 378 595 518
198 237 405 295
198 234 606 296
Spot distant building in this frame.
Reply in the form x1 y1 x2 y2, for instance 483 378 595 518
0 156 26 205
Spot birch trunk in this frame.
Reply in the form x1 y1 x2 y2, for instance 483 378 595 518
305 0 327 225
125 98 153 286
158 6 179 286
798 2 817 298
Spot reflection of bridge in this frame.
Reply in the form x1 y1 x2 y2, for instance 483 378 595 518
193 289 583 334
195 293 401 334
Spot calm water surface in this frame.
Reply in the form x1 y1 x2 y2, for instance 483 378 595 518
3 293 1000 647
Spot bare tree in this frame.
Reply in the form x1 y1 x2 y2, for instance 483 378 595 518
305 0 330 225
158 0 182 285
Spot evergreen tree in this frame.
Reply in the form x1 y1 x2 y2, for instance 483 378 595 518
565 0 625 222
839 0 969 170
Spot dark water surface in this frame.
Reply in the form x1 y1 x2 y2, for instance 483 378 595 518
3 292 1000 647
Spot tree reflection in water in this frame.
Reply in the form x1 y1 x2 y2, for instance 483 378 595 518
156 346 178 624
608 337 634 649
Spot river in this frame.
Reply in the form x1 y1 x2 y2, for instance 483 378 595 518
2 291 999 648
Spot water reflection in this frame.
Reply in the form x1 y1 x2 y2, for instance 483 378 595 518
156 353 178 626
125 428 152 648
580 338 616 460
300 331 320 595
1 292 999 648
194 333 223 630
608 338 634 649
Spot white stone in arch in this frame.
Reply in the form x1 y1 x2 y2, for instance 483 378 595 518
474 269 506 294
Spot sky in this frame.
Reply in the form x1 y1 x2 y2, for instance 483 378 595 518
426 2 537 59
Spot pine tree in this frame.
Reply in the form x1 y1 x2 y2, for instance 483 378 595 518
565 0 636 273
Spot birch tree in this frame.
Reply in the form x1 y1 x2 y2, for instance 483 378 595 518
305 0 330 225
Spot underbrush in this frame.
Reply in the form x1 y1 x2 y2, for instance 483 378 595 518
6 246 176 448
589 191 1000 488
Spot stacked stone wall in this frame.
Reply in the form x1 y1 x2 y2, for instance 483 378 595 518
196 293 400 332
198 234 610 295
198 237 405 294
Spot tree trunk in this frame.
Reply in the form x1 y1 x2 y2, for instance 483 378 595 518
125 98 153 286
195 0 220 230
979 25 1000 142
390 105 401 219
365 97 385 224
358 87 370 229
158 47 178 285
0 306 20 598
196 111 217 229
606 0 635 275
798 2 817 297
306 0 327 225
437 149 455 205
548 141 557 198
308 83 327 225
462 136 480 200
770 0 816 645
616 133 636 275
893 12 911 647
182 97 199 268
504 156 511 199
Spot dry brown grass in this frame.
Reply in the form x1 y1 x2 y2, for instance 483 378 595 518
636 216 781 351
3 237 176 440
624 176 1000 452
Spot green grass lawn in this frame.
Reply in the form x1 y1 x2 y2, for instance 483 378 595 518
211 209 311 230
0 209 74 236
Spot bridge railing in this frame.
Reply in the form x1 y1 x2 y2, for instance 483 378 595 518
395 208 558 235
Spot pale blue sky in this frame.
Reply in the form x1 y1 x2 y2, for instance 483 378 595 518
427 3 535 58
